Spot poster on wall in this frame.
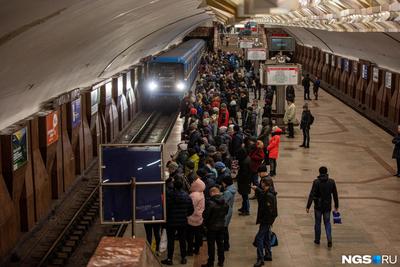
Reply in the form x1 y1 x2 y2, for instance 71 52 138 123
325 54 329 64
362 65 368 80
353 62 358 73
373 67 379 82
337 57 342 69
71 98 81 128
344 59 349 72
12 127 28 171
331 55 335 67
46 111 59 146
105 82 112 105
91 89 99 115
385 72 392 89
247 48 267 60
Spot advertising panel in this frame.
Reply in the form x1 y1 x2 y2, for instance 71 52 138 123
46 111 59 146
91 88 99 115
353 61 358 73
264 65 300 85
385 72 392 89
71 98 81 128
362 64 368 80
344 59 349 72
373 67 379 83
331 55 335 67
12 127 28 171
247 48 267 60
325 54 329 65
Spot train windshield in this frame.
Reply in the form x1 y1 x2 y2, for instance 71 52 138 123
150 63 180 80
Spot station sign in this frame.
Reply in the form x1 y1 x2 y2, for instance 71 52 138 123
343 59 349 72
373 67 379 83
262 64 301 85
385 72 392 89
239 41 253 49
46 111 59 146
362 64 368 80
71 98 81 128
100 144 166 224
12 127 28 171
247 48 267 61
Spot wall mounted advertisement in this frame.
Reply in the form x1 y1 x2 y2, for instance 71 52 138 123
362 64 368 80
71 98 81 128
105 82 112 105
373 67 379 83
385 72 392 89
263 65 301 85
91 89 99 115
239 41 253 49
331 55 335 67
344 59 349 72
100 144 166 224
247 48 267 60
117 76 124 96
46 111 59 146
12 127 28 171
353 62 358 73
337 57 342 69
325 54 329 65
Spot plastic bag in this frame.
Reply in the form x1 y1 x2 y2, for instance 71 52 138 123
333 211 342 224
159 229 167 253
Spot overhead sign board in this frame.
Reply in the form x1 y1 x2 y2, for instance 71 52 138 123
263 64 301 85
12 127 28 171
239 41 253 48
46 111 59 146
100 144 166 224
247 48 267 61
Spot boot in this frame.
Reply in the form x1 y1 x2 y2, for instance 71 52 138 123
161 259 173 265
253 260 264 267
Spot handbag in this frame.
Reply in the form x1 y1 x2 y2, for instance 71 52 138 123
271 232 278 247
332 211 342 224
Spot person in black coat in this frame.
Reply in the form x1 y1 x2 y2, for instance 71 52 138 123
252 178 277 267
299 103 314 148
306 166 339 248
230 125 243 158
285 85 295 102
162 178 194 266
201 187 229 267
236 147 252 216
302 74 311 100
392 125 400 177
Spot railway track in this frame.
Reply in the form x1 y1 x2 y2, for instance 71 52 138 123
4 111 178 267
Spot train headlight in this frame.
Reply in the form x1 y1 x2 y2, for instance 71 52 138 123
148 80 158 91
176 81 185 91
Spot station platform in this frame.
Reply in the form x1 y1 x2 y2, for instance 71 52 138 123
124 85 400 267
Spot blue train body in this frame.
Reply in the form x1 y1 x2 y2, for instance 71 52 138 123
146 39 206 98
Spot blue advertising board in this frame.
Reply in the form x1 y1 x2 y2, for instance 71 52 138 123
71 98 81 128
100 144 165 223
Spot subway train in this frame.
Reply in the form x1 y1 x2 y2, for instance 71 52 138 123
144 39 206 104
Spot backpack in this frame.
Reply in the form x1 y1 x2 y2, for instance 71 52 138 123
309 113 315 125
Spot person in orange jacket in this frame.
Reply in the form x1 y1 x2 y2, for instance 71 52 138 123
267 126 282 177
218 103 230 128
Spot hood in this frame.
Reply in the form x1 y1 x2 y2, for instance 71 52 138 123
190 178 206 193
225 184 236 195
211 194 225 204
318 174 329 182
272 126 283 134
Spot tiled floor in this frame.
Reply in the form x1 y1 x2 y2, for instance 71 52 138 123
127 85 400 267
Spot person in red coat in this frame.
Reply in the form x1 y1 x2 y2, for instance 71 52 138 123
218 103 230 128
267 127 282 177
249 140 265 187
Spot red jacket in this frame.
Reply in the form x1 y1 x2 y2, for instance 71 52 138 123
218 108 229 127
267 133 281 159
249 148 265 173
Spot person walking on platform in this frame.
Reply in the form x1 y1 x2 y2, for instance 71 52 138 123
299 103 314 148
202 187 229 267
252 178 278 267
285 85 295 102
313 77 321 100
283 100 296 138
302 74 312 100
306 167 339 248
222 176 236 251
267 127 282 177
187 176 206 256
392 125 400 177
162 178 194 265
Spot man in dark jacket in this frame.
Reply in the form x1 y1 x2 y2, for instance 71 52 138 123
313 77 321 100
302 74 311 100
187 124 202 152
230 125 243 158
236 148 252 216
252 178 277 267
299 103 314 148
162 178 194 265
306 166 339 248
201 187 229 267
392 125 400 177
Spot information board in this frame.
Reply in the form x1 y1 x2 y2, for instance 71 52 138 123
264 65 300 85
100 144 165 224
385 72 392 89
46 111 59 146
71 98 81 128
247 48 267 60
344 59 349 72
362 64 368 80
373 67 379 82
269 38 295 51
239 41 253 48
12 127 28 171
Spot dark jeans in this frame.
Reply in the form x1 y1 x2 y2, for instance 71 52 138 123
166 225 187 260
187 225 203 253
269 158 277 176
255 224 272 261
288 123 294 137
396 157 400 175
304 87 310 99
314 210 332 242
251 172 259 186
241 110 247 128
313 87 319 100
207 229 225 265
144 223 161 251
223 227 230 250
302 128 310 147
240 193 250 213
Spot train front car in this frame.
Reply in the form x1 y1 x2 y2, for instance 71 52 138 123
145 39 206 107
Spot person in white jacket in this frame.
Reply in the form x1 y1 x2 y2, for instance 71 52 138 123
283 100 296 138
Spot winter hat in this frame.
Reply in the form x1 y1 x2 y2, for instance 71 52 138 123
202 118 210 126
168 161 179 171
256 140 264 149
222 176 233 186
221 103 227 108
185 160 195 170
230 100 237 106
190 108 198 115
218 144 228 153
319 166 328 175
196 168 207 178
215 161 226 170
219 126 228 134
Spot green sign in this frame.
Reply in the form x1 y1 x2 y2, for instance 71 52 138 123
12 127 28 171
